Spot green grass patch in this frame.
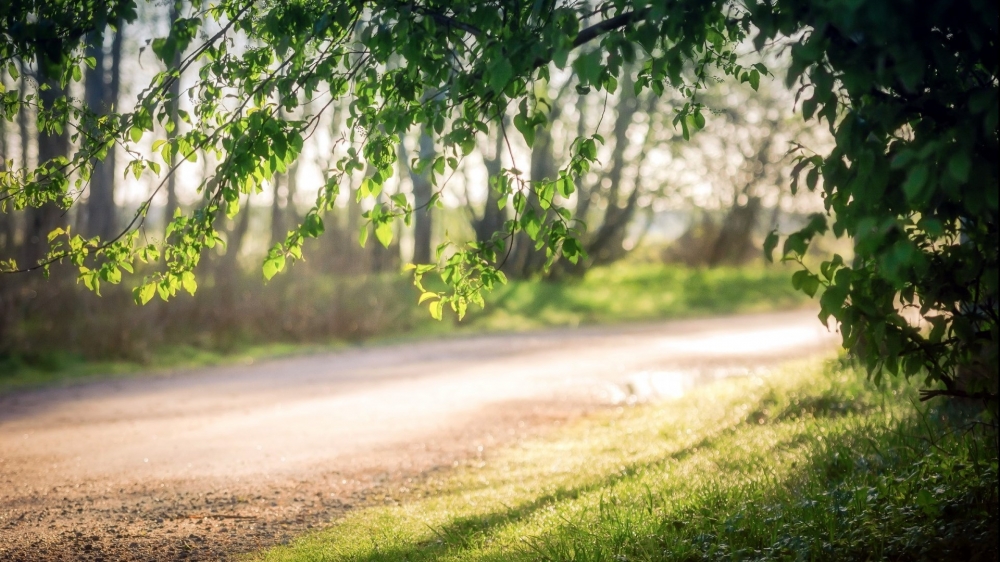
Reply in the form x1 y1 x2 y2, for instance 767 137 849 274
1 263 806 393
252 360 998 562
0 341 346 393
467 263 805 331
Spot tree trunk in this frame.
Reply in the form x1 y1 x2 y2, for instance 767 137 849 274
707 135 773 267
22 79 69 267
221 195 252 274
84 27 122 241
345 175 362 272
270 172 286 248
584 74 640 266
0 108 12 350
399 126 435 264
0 104 13 251
286 158 300 227
707 196 762 267
18 61 31 171
163 3 182 230
474 120 508 246
270 107 301 248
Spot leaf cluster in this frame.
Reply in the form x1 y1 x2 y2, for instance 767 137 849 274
758 0 998 400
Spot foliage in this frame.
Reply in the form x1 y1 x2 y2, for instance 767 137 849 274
755 0 998 401
0 0 137 77
0 0 754 305
1 0 997 400
254 360 998 561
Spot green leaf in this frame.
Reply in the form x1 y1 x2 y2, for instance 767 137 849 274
791 270 820 297
151 37 175 65
521 208 541 240
375 219 393 248
805 167 819 191
358 177 372 200
138 283 156 305
947 152 970 182
358 224 369 248
801 274 820 297
488 58 513 95
301 214 325 238
572 49 603 88
429 299 444 321
181 271 198 295
783 233 808 257
763 230 779 262
47 227 65 243
902 163 929 201
513 113 535 148
263 254 285 280
819 284 848 319
556 176 574 198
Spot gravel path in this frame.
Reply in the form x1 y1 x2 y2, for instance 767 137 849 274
0 310 837 561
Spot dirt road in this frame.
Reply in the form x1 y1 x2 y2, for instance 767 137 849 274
1 310 837 561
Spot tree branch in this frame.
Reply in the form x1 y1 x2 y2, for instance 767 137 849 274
920 388 997 402
415 6 482 36
571 8 649 50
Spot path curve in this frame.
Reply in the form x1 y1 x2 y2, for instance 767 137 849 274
0 309 837 561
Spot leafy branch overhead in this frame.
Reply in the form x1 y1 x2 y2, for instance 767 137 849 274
0 0 996 401
0 1 752 311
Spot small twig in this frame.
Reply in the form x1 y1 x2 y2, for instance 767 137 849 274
919 389 997 402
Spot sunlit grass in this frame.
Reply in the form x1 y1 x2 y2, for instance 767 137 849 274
252 360 997 561
463 262 805 331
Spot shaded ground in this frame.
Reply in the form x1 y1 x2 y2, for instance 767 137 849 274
0 310 837 561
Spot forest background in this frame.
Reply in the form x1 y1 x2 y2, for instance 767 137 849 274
0 1 831 379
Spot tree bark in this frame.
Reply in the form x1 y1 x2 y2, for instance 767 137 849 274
0 99 13 250
84 27 122 240
221 195 252 273
22 79 69 267
584 75 640 265
707 136 772 267
474 119 508 246
18 62 31 171
399 126 435 264
270 172 286 248
163 3 181 230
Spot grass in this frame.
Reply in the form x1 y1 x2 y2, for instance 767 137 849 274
0 262 806 393
251 359 998 562
464 263 805 331
0 341 345 392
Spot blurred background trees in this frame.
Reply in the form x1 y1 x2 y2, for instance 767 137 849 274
0 2 825 368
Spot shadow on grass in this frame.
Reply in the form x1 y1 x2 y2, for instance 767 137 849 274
316 390 997 562
307 404 759 561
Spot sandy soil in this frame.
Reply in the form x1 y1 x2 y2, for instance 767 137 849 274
0 310 838 561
